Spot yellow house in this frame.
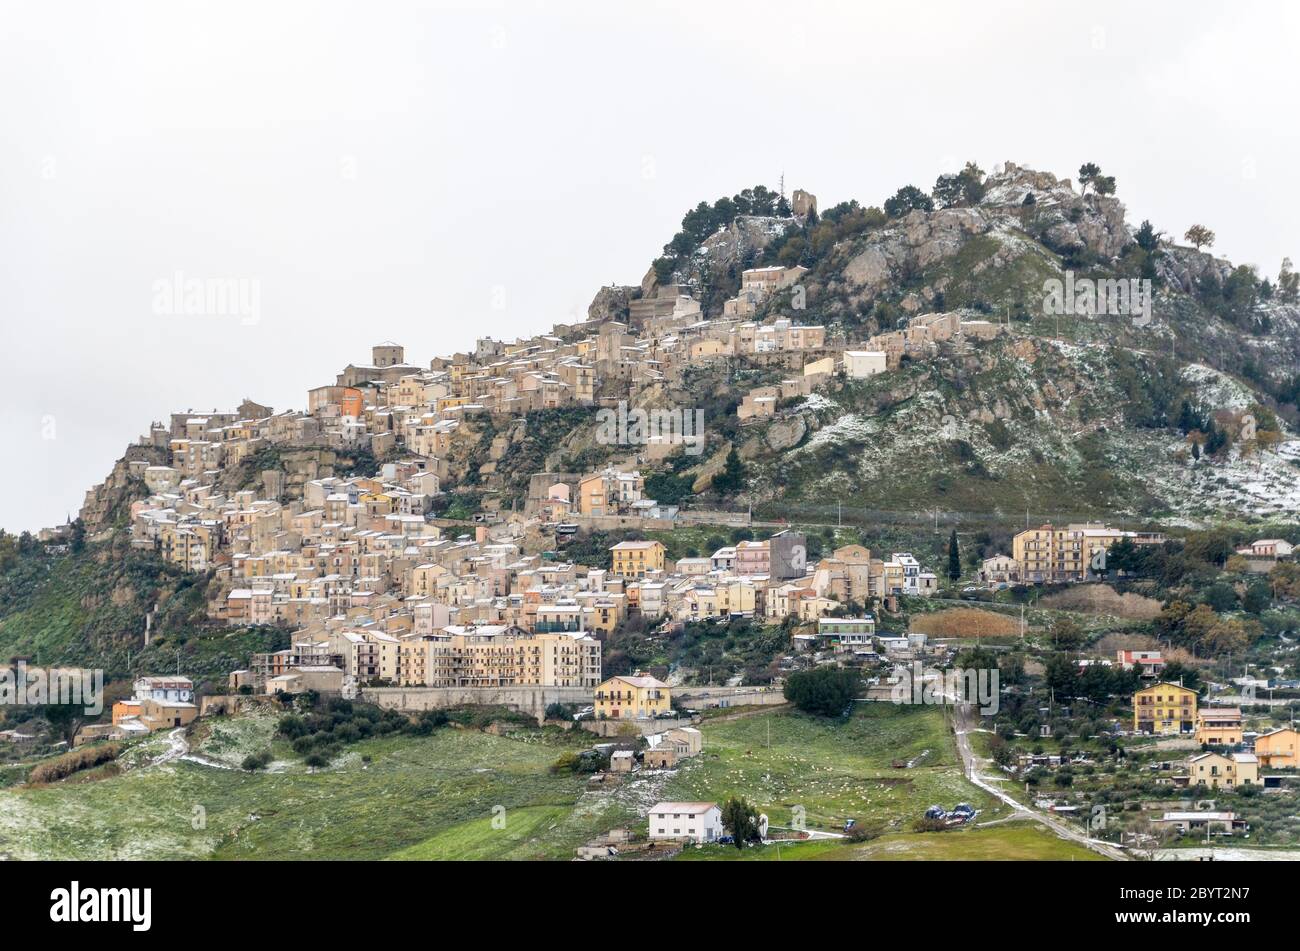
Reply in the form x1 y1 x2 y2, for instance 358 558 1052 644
586 598 623 635
1188 751 1258 790
594 672 671 720
1133 682 1197 735
1195 707 1243 746
578 473 608 516
610 540 665 578
1255 727 1300 768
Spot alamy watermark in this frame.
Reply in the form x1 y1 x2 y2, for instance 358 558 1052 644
0 662 104 715
1042 271 1151 328
153 271 261 326
890 661 1000 715
595 400 706 456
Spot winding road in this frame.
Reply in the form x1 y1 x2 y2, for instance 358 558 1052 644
951 701 1129 861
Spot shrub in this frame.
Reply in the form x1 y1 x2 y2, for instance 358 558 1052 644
241 750 272 771
28 743 121 785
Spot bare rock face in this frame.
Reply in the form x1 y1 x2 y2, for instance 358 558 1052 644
766 415 807 451
1157 246 1233 295
691 445 731 493
588 285 636 324
1040 195 1130 260
842 208 990 297
900 207 989 266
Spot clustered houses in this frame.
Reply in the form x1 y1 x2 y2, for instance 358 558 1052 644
597 537 939 630
112 314 951 703
732 308 1010 420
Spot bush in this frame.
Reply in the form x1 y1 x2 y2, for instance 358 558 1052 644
28 743 121 785
241 750 272 771
911 817 949 833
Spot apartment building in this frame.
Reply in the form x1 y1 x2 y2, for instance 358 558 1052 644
1013 523 1135 583
397 625 601 689
1133 682 1197 735
610 540 665 578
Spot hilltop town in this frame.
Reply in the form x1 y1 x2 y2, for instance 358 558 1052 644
4 162 1300 861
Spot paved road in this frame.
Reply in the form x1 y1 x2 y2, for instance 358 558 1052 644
950 702 1129 861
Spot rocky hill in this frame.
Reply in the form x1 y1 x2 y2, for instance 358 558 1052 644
595 161 1300 523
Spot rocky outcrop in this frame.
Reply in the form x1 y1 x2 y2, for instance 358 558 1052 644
981 160 1130 259
842 208 991 298
766 415 807 451
587 284 636 324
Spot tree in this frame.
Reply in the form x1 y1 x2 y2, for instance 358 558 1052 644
68 518 86 554
884 185 934 218
1078 162 1101 195
1279 258 1299 303
1049 615 1086 650
947 529 961 582
1044 654 1080 698
1135 220 1161 252
1268 561 1300 599
932 162 986 208
42 704 84 746
1184 225 1215 251
712 446 746 495
645 471 694 506
720 797 762 848
783 666 860 717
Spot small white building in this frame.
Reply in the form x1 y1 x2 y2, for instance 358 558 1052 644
844 350 888 379
648 801 723 844
133 676 194 704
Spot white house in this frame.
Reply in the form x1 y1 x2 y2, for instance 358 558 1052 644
648 801 723 843
816 616 876 652
133 676 194 704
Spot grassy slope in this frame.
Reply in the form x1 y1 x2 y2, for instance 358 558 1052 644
660 704 1001 836
0 721 604 860
1 702 1024 861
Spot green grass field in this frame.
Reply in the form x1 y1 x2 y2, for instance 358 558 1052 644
661 704 1003 836
0 702 1034 861
0 719 609 860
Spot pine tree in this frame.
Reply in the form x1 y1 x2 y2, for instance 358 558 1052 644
713 447 746 495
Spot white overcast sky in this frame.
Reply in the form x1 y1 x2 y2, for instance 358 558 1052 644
1 0 1297 532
